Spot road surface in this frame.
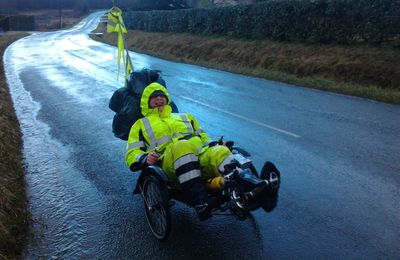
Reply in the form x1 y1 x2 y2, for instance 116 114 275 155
4 11 400 259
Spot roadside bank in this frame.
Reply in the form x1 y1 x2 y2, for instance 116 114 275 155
0 32 29 260
0 10 88 260
91 29 400 105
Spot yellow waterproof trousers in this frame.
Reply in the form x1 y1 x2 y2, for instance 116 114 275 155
161 140 232 184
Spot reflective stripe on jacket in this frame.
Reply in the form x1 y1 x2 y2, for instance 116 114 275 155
125 82 210 167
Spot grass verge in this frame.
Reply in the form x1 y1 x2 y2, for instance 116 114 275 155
0 12 89 259
0 33 30 259
91 29 400 105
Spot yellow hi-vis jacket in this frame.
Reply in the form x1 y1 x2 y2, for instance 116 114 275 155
125 82 211 169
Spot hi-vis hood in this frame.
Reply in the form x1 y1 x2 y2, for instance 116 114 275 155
140 82 172 117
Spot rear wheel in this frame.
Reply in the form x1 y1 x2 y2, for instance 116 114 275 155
142 174 171 241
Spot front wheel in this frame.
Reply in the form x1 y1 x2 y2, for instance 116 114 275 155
258 161 280 212
142 174 171 241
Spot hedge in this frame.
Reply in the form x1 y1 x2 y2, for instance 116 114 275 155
123 0 400 46
0 15 34 31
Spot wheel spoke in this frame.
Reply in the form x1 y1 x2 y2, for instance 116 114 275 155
143 177 170 239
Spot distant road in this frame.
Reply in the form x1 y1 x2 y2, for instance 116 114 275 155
5 11 400 259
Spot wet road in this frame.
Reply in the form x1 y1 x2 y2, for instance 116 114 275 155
4 12 400 259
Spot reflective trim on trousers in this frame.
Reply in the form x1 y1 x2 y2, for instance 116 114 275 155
174 153 198 169
177 169 202 183
198 140 212 154
218 154 235 173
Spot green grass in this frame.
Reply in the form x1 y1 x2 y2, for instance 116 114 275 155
92 29 400 105
0 32 30 260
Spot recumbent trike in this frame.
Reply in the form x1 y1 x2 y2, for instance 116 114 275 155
132 140 281 241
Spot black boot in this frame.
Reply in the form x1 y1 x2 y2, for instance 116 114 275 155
181 178 213 221
194 203 212 221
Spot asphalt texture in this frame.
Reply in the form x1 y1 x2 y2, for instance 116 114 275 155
4 11 400 259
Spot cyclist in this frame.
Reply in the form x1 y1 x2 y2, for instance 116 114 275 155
125 82 233 220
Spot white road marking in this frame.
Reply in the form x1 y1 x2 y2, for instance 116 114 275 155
179 95 301 138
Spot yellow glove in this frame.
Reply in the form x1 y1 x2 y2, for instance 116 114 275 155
206 176 225 189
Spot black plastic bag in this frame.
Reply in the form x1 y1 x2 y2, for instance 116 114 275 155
109 68 178 140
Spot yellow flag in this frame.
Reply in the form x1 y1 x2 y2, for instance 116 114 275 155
125 53 133 81
107 7 127 33
106 7 131 82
